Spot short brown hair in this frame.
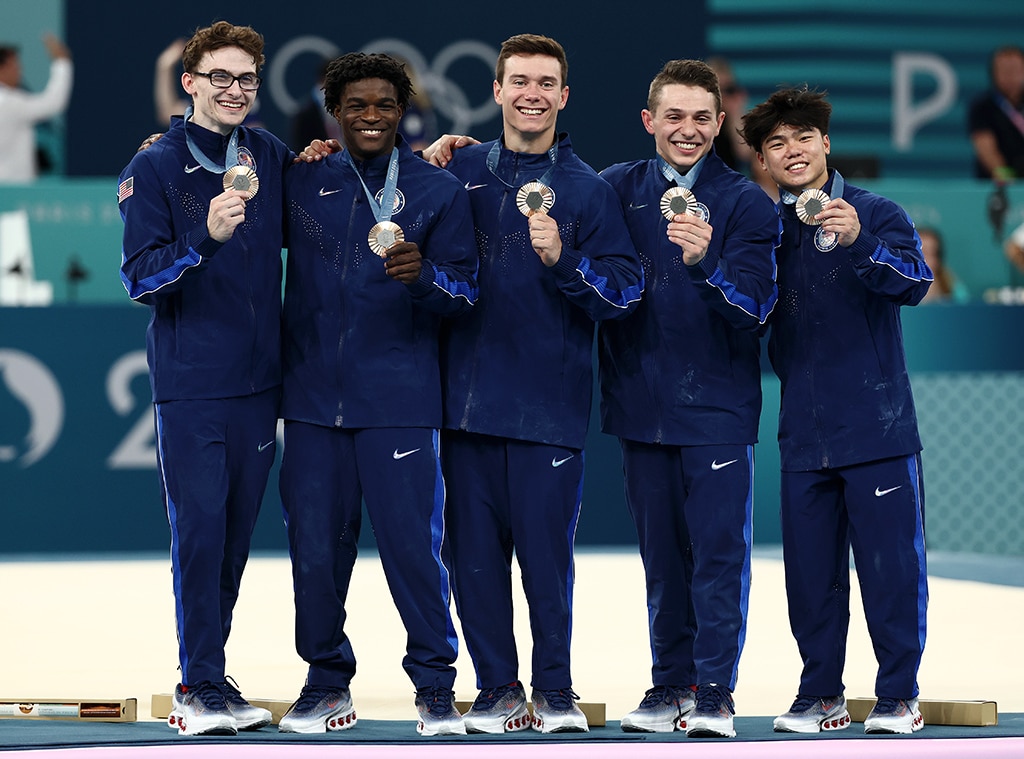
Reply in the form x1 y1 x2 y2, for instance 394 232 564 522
495 34 567 88
648 59 722 114
181 21 265 74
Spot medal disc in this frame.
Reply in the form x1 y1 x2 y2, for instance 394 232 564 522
796 188 830 226
368 221 404 257
516 182 555 217
660 187 699 220
222 166 260 200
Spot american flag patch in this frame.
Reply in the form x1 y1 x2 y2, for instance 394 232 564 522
118 176 133 203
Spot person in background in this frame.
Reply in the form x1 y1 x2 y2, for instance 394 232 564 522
1003 219 1024 275
968 45 1024 182
392 55 437 151
288 58 342 152
154 38 189 126
119 20 291 737
0 33 72 182
741 86 931 737
917 227 969 304
707 56 777 202
599 59 779 740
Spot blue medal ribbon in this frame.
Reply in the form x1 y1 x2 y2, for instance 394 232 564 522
657 154 704 190
347 147 400 223
486 135 559 189
182 106 239 174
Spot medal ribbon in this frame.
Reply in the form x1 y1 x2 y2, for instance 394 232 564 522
347 147 400 223
183 106 239 174
657 154 704 190
486 137 559 189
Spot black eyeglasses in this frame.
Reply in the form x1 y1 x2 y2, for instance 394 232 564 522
193 71 262 91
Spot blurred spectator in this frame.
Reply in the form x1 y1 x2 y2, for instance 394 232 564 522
1004 220 1024 275
153 37 188 126
395 56 437 151
708 56 750 171
154 37 262 128
968 45 1024 182
708 56 778 201
0 33 72 183
918 227 969 304
288 59 342 152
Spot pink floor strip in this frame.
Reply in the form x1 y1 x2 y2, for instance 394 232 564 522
3 737 1024 759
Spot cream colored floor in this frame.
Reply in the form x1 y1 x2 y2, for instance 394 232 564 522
1 551 1020 723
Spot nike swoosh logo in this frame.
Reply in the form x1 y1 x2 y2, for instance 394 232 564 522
184 164 202 173
393 448 421 460
319 187 343 196
257 441 274 452
711 459 738 470
875 485 902 497
629 203 648 210
464 182 487 191
551 455 573 468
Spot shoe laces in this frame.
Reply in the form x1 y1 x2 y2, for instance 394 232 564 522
537 688 580 711
416 685 456 717
185 680 229 710
639 685 689 708
219 675 247 706
695 683 733 715
789 694 823 713
473 682 521 709
873 697 904 715
295 685 343 710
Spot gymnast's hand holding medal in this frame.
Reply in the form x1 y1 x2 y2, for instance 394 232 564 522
347 146 423 282
795 187 861 248
662 186 713 266
380 237 423 284
518 181 563 267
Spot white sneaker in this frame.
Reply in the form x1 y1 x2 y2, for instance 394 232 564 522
864 697 924 734
685 683 735 738
620 685 696 732
774 694 851 733
218 677 271 730
175 681 237 736
415 685 466 736
279 685 356 734
530 688 588 733
463 681 531 733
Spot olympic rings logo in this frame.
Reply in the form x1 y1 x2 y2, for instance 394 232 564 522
265 35 500 133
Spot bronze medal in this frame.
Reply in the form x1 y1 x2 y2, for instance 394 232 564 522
796 188 830 226
660 186 699 221
222 166 260 200
516 182 555 217
368 221 404 257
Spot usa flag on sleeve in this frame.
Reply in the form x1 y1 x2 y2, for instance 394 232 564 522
118 176 133 203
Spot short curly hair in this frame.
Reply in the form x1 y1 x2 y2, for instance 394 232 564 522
322 52 414 116
181 21 265 74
